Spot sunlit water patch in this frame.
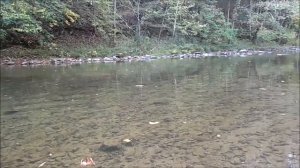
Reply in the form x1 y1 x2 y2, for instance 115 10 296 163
1 54 299 168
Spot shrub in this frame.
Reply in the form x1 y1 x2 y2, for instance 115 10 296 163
0 0 79 48
257 28 278 43
234 0 299 44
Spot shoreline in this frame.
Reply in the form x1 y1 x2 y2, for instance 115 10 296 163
1 46 299 66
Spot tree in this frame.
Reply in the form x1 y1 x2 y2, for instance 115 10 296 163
172 0 181 37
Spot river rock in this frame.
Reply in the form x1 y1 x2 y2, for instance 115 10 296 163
5 61 15 65
99 143 123 153
150 55 158 59
230 156 242 165
92 58 102 62
1 47 299 67
103 57 114 62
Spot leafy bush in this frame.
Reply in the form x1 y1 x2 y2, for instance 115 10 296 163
0 0 80 48
144 1 237 45
257 28 278 43
257 28 290 44
234 0 299 44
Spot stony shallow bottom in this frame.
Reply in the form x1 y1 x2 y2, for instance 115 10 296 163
1 54 299 168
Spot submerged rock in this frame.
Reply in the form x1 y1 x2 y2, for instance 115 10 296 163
122 139 135 147
99 143 123 153
4 110 20 115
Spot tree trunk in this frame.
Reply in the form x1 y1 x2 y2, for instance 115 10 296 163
137 0 141 38
227 0 230 22
249 0 252 40
113 0 117 44
232 0 241 28
173 0 180 37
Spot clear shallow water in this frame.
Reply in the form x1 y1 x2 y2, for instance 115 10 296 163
1 55 299 168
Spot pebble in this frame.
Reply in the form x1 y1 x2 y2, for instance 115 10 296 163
217 134 221 138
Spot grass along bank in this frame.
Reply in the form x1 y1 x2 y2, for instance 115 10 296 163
1 35 299 60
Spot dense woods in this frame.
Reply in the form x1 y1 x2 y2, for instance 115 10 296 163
1 0 299 56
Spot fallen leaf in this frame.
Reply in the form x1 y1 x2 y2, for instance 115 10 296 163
38 162 46 167
135 85 144 88
123 139 131 143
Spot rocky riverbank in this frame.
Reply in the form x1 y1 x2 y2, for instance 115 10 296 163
1 46 299 66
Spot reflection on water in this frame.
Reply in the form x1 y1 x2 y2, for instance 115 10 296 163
1 55 299 168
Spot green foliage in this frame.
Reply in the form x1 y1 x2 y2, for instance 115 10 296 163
291 15 300 38
0 29 8 40
0 0 299 51
257 28 278 43
234 0 299 44
0 0 81 47
1 1 42 35
144 0 237 44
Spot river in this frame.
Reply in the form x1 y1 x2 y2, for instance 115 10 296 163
1 54 299 167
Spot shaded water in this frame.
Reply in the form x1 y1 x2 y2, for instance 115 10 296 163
1 55 299 168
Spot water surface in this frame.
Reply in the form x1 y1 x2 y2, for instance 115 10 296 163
1 54 299 168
